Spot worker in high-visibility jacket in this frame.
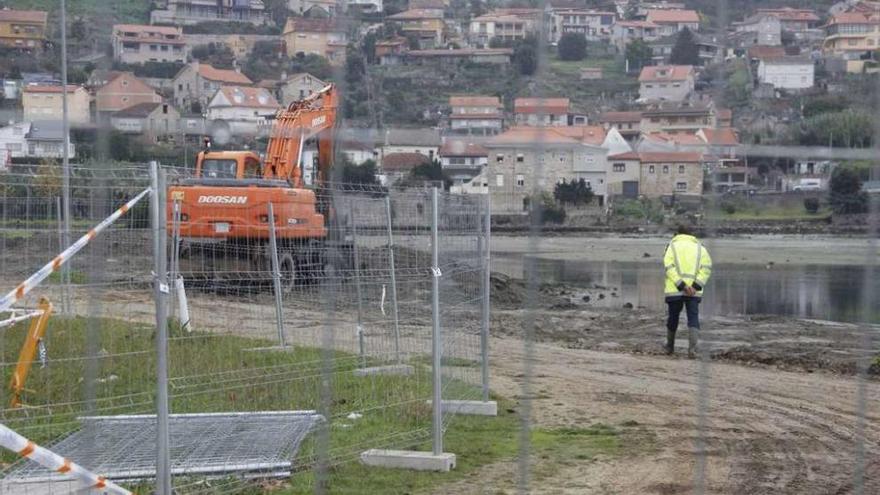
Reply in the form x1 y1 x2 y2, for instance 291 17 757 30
663 226 712 358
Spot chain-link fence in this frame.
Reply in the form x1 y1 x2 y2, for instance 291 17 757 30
0 162 490 493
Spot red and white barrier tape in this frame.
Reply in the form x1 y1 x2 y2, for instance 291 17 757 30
0 310 44 330
0 188 151 314
0 423 133 494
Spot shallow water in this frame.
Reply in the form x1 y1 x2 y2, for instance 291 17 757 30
521 258 879 324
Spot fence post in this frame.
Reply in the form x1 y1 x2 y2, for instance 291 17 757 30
169 199 181 319
267 202 286 347
150 161 172 495
481 194 491 402
384 195 401 364
54 196 70 314
430 187 443 456
349 201 365 368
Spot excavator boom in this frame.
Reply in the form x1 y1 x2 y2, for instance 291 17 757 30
263 84 338 187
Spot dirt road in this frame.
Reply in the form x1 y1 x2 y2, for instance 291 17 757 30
443 336 880 494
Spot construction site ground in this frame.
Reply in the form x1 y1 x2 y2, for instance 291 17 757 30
3 234 878 494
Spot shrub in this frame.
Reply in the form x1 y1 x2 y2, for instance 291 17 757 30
557 33 587 61
803 197 820 214
720 201 737 215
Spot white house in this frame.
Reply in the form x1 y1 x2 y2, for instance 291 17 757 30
439 140 489 186
638 65 695 102
757 57 815 90
0 121 75 159
206 86 280 138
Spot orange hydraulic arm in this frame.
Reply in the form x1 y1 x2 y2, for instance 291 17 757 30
263 84 338 188
9 297 52 408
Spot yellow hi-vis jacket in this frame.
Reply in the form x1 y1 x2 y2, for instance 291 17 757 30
664 234 712 299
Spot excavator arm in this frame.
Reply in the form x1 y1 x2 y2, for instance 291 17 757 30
263 84 338 188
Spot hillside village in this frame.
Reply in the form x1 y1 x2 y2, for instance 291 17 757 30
0 0 878 222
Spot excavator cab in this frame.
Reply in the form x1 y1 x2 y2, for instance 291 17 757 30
194 150 265 181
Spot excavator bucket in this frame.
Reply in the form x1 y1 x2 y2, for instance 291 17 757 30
9 297 53 408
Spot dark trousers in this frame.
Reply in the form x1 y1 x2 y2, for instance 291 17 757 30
667 297 700 332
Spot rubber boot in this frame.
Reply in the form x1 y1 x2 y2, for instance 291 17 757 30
665 328 676 355
688 327 699 359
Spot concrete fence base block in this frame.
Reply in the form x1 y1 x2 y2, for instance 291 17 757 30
353 364 414 377
360 449 456 472
426 399 498 416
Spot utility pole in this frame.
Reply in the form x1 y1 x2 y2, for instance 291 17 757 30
60 0 72 312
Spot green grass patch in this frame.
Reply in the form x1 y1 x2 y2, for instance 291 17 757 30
47 269 88 284
708 202 832 221
282 420 639 494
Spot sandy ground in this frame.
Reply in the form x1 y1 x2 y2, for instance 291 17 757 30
437 336 880 495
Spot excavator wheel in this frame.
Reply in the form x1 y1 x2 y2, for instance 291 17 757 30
278 252 298 292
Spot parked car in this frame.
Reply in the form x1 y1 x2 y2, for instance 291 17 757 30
792 178 823 192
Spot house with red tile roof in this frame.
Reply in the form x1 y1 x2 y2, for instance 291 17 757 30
282 18 348 64
756 8 821 32
95 72 162 118
206 86 279 137
439 139 490 185
638 65 695 102
645 9 700 36
22 85 91 125
638 151 703 197
600 111 643 140
0 9 47 51
612 20 661 50
449 96 504 136
173 62 253 111
513 97 570 127
484 125 613 211
111 24 186 65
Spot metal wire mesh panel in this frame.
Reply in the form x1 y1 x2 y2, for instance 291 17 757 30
3 412 322 484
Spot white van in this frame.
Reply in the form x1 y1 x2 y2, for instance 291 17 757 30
792 178 823 191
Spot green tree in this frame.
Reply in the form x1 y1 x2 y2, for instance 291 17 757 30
407 160 452 188
625 39 653 72
33 159 62 197
791 110 874 148
190 43 235 69
553 178 594 206
829 167 868 214
623 0 640 20
670 27 699 66
557 33 587 61
724 62 752 107
289 53 333 81
513 36 538 76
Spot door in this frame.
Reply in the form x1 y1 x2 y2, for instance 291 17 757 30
622 181 639 198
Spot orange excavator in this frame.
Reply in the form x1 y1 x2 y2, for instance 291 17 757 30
168 84 344 287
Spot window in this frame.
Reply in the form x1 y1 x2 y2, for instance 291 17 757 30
662 165 669 174
178 84 183 91
516 174 524 187
612 163 626 173
496 154 504 163
161 45 169 52
649 165 655 173
495 174 504 187
676 182 687 191
678 165 685 174
202 159 238 179
203 82 210 90
516 153 524 163
150 44 158 51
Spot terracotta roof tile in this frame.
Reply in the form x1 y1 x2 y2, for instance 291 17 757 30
0 9 47 23
638 65 694 82
486 126 606 147
608 152 640 160
388 9 443 20
382 152 430 172
213 86 279 108
113 24 182 36
756 8 820 22
514 97 570 114
449 96 501 107
700 127 739 146
23 85 83 93
440 140 489 157
197 64 253 85
646 9 700 24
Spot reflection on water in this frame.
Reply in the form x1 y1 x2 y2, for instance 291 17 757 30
522 259 878 324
